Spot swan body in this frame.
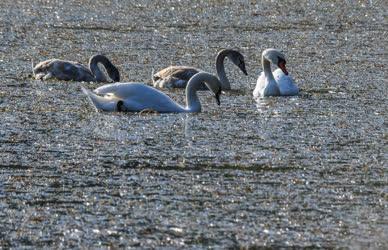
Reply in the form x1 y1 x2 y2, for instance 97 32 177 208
33 55 120 82
153 49 247 90
273 69 299 96
82 72 222 113
253 49 299 98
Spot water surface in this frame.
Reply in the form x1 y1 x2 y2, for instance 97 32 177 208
0 0 387 248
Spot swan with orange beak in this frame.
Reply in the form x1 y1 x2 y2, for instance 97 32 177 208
253 49 298 98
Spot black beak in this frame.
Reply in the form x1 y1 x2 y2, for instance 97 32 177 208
215 88 221 105
241 63 248 76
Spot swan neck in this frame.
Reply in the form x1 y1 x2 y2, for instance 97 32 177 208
262 55 274 81
216 50 230 90
185 84 201 112
89 55 120 82
185 72 221 112
89 56 108 82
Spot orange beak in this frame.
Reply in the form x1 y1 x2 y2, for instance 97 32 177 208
278 61 288 75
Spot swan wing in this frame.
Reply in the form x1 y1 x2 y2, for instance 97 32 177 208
94 82 185 112
154 66 199 80
153 76 188 88
153 66 200 88
94 82 145 99
273 69 299 96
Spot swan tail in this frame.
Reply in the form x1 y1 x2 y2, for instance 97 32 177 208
152 68 161 86
81 87 118 112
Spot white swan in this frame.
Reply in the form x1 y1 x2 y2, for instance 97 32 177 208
253 49 299 98
82 72 222 113
153 49 248 90
33 55 120 82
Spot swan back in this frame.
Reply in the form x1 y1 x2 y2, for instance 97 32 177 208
83 83 185 112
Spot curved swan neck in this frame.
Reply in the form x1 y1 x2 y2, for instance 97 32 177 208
262 55 274 81
216 49 231 90
89 55 120 82
185 72 221 112
185 89 201 112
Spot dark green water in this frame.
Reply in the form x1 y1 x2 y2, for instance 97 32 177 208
0 0 386 248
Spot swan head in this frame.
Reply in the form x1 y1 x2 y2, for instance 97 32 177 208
262 49 288 75
203 79 222 106
203 75 222 106
227 50 248 75
214 87 221 105
189 72 222 106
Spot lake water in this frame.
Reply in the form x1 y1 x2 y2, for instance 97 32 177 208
0 0 386 248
